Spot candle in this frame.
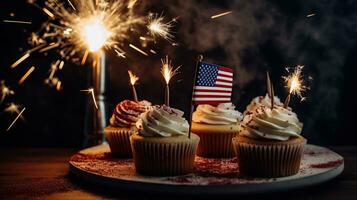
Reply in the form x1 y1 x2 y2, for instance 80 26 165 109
128 70 139 102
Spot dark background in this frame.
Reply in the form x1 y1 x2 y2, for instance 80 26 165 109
0 0 356 147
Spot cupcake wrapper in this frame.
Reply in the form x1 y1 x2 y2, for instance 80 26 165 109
130 137 199 176
196 132 237 158
104 127 133 158
233 140 305 177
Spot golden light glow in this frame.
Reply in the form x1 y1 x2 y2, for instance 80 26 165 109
148 14 175 42
283 65 307 99
211 11 233 19
128 70 139 85
6 107 26 131
161 55 179 84
81 17 111 52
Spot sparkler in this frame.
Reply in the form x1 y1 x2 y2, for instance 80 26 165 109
128 70 139 102
161 56 180 106
147 13 176 43
282 65 308 108
81 88 98 109
0 81 15 104
211 11 233 19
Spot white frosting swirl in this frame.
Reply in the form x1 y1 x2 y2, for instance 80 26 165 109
244 94 283 115
240 106 303 141
192 103 243 125
136 105 189 137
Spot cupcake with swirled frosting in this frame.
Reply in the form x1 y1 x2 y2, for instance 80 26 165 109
244 94 284 115
232 105 307 177
104 100 151 157
130 105 200 176
191 103 243 158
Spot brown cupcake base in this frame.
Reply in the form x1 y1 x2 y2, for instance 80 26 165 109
232 135 307 178
130 134 200 176
104 126 134 158
192 122 238 158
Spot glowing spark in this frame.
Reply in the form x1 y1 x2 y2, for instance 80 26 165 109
4 103 22 114
128 0 138 9
42 8 54 18
18 66 35 85
11 53 30 69
56 81 62 91
3 20 32 24
6 107 26 131
128 70 139 85
282 65 309 107
128 70 139 101
67 0 76 10
81 88 98 109
150 49 157 54
81 17 111 52
161 55 179 84
81 49 89 65
0 81 15 103
147 14 175 42
39 42 60 53
129 44 149 56
211 11 233 19
58 60 64 69
306 13 316 18
114 49 126 58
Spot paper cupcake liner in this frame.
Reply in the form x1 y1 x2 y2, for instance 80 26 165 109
104 127 134 158
232 137 306 177
195 131 238 158
130 134 199 176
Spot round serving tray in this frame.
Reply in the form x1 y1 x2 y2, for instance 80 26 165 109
69 144 344 195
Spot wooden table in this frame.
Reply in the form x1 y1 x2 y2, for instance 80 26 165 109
0 147 356 200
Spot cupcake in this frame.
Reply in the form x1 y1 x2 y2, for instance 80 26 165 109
130 105 200 176
104 100 151 157
191 103 243 158
244 94 283 115
233 105 306 177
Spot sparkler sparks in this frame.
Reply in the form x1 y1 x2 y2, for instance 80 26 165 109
128 70 139 101
211 11 233 19
3 20 32 24
0 81 15 103
147 14 176 42
6 107 26 131
18 66 35 85
161 56 180 106
128 70 139 85
129 44 149 56
306 13 316 18
161 56 179 84
282 65 309 107
81 88 98 109
11 53 30 69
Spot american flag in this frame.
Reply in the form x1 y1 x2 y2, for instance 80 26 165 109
192 62 233 105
